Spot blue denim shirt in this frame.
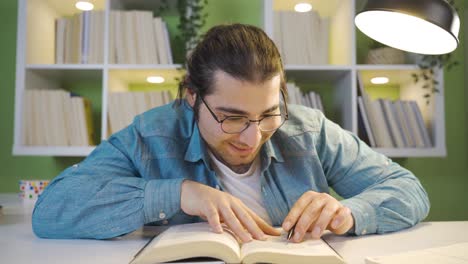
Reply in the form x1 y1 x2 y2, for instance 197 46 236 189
32 100 430 239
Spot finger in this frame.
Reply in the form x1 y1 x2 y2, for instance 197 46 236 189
204 203 223 233
231 203 266 240
242 205 281 236
292 197 327 242
309 201 341 239
220 205 252 243
329 207 354 234
282 191 317 231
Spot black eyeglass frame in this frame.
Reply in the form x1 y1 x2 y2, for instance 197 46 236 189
198 90 289 134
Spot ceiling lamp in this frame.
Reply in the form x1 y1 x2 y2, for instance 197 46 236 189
355 0 460 55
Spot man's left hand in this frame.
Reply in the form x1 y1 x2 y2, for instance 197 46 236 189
282 191 354 242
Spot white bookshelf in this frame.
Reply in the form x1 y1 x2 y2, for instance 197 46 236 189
12 0 446 157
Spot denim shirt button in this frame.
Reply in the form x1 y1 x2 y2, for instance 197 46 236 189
159 212 166 219
361 229 367 235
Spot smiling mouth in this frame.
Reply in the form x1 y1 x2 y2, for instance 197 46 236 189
229 143 254 154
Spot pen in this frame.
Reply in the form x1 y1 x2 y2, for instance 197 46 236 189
286 223 297 243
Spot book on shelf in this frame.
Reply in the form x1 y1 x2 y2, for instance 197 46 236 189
371 100 395 147
410 101 433 147
130 222 344 264
108 11 173 64
108 90 174 135
356 73 433 148
357 96 376 147
380 99 405 148
274 10 328 65
286 82 325 113
55 11 104 64
22 90 95 147
393 101 416 148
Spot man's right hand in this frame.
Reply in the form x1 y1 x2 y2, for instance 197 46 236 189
180 180 281 243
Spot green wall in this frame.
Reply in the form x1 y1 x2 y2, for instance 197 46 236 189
1 0 467 221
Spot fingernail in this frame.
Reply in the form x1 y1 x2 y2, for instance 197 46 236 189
312 226 321 238
283 221 291 230
294 231 301 241
332 219 340 229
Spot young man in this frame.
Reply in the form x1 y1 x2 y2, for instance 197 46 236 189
32 24 429 243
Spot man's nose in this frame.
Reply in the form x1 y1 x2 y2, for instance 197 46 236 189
239 121 262 147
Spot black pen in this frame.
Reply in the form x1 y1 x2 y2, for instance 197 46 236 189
286 223 297 243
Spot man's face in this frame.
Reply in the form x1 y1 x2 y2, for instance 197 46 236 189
188 71 282 173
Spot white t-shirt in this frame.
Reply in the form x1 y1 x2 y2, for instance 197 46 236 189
208 151 272 224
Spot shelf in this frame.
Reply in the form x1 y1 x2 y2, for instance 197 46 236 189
26 64 105 70
373 148 447 158
285 65 353 71
12 146 96 157
107 64 183 70
25 68 103 83
285 68 351 82
356 64 420 70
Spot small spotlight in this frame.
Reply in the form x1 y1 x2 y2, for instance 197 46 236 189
371 77 389 85
294 3 313 13
75 1 94 11
147 76 165 84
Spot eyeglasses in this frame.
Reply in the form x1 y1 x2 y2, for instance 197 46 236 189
199 90 289 134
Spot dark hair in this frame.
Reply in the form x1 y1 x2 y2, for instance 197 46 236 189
176 23 286 116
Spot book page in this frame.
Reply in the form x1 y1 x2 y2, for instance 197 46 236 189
152 222 240 253
240 231 340 259
129 222 242 263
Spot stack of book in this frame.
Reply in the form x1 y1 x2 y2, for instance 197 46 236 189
109 11 173 64
273 11 329 65
286 82 325 113
22 90 95 146
357 76 432 148
55 11 105 64
108 90 173 134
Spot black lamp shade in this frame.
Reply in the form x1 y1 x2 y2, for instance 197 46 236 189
355 0 460 55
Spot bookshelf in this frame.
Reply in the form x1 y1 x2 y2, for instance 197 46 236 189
13 0 446 157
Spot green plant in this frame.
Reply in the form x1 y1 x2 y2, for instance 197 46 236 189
156 0 208 67
176 0 209 67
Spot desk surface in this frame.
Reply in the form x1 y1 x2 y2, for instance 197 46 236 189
1 193 467 264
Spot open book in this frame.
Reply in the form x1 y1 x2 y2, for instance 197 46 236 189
130 222 344 264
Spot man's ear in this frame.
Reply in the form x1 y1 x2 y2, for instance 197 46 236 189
186 88 197 107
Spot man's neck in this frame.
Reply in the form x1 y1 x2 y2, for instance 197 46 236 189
208 150 255 174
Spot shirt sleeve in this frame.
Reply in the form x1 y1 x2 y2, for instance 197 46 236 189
32 123 185 239
315 113 430 236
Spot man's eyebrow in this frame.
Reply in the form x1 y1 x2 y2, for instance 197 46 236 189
215 104 279 116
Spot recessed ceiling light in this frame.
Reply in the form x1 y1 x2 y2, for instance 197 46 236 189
371 77 389 85
147 76 165 84
75 1 94 11
294 3 312 13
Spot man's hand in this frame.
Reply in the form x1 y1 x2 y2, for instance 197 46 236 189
180 180 281 242
282 191 354 243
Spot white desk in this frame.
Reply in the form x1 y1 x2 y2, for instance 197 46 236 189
1 193 467 264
